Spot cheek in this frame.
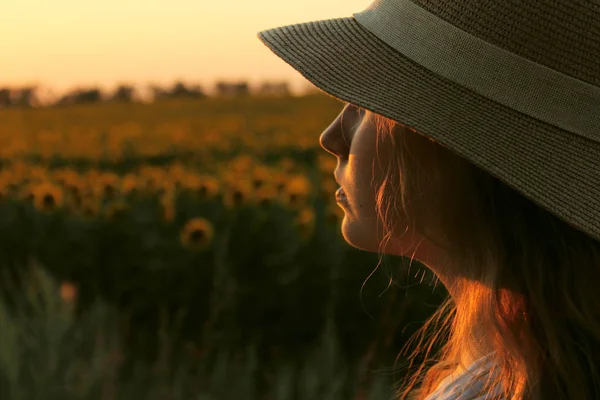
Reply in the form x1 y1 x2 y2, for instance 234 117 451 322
352 156 392 211
346 146 392 215
341 123 402 243
353 185 378 215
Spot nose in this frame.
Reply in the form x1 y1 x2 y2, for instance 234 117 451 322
319 104 353 158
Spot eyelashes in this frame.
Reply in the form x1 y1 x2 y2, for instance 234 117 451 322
348 103 366 118
356 105 368 119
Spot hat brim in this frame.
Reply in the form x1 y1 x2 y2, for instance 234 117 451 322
257 17 600 243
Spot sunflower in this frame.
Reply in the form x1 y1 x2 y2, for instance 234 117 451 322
182 174 220 200
250 165 273 190
120 174 141 196
52 168 80 186
280 174 312 209
32 182 64 212
294 207 316 240
138 166 165 193
222 179 253 209
255 182 279 207
62 173 86 197
93 172 121 200
180 217 214 251
272 171 288 195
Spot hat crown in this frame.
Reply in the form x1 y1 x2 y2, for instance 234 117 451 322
408 0 600 87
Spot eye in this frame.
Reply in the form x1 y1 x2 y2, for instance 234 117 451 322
346 103 365 117
356 106 367 118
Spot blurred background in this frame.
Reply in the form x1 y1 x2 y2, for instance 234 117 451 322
0 1 448 399
2 0 372 103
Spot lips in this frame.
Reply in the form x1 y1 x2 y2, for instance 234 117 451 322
335 187 347 202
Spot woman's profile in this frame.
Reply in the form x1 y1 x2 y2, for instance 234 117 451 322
257 0 600 399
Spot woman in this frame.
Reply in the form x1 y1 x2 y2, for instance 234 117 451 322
257 0 600 399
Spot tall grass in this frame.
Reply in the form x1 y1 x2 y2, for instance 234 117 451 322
0 261 396 400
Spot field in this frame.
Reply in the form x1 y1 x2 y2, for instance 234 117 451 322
0 93 447 400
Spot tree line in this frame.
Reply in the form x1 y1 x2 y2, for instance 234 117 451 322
0 80 294 108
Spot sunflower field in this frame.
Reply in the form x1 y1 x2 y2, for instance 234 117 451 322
0 93 447 399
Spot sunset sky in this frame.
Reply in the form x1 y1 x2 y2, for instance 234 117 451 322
2 0 370 97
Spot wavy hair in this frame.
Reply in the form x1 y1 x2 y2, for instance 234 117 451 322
362 108 600 400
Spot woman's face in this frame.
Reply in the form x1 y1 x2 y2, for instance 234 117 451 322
319 103 448 268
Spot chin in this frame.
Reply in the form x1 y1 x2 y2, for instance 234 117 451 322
340 215 381 253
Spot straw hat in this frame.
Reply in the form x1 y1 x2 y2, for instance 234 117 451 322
257 0 600 243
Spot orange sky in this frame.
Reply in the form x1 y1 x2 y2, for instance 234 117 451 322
2 0 370 96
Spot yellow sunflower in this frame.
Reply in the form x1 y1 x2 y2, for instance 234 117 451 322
294 207 316 240
138 166 165 193
32 182 65 212
250 165 273 189
180 217 214 251
93 172 121 200
271 171 288 195
52 168 80 186
280 174 312 209
62 173 85 196
120 174 141 195
222 179 254 209
182 174 220 200
255 182 279 207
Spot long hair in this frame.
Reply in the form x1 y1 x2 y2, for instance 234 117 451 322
362 108 600 400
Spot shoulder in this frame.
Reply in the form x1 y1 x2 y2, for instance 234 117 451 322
425 354 506 400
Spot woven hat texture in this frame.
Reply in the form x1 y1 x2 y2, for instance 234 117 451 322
257 0 600 243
